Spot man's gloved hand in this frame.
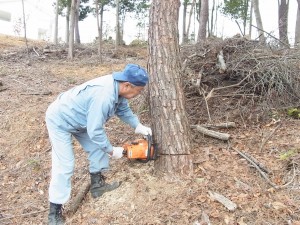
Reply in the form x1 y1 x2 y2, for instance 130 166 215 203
135 123 152 136
111 147 124 159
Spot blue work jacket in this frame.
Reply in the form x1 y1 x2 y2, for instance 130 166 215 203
52 74 140 153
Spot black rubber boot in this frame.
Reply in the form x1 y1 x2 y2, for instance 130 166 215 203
90 172 121 198
48 202 64 225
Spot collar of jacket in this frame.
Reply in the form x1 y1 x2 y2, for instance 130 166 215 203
113 77 120 104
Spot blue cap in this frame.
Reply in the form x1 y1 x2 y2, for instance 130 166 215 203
113 64 149 86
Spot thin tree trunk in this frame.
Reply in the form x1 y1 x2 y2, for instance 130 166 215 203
252 0 265 44
120 15 125 45
54 0 59 44
75 0 80 44
249 0 253 38
278 0 290 47
242 0 249 36
197 0 209 42
295 0 300 46
148 0 193 177
21 0 29 56
95 0 103 61
186 0 196 41
65 5 70 44
115 0 120 48
210 0 215 36
68 0 76 59
213 0 218 34
182 0 188 44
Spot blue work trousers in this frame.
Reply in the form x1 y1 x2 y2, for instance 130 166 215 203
45 101 109 204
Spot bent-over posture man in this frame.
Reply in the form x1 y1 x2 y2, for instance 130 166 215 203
45 64 152 224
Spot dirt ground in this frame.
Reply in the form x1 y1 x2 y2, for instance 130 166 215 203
1 34 300 225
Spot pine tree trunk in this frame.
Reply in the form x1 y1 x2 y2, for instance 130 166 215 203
148 0 193 178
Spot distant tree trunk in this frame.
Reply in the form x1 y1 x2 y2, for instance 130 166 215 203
278 0 290 47
213 0 218 35
115 0 120 48
54 0 59 44
182 0 188 44
148 0 193 177
210 0 215 36
21 0 29 55
68 0 76 59
242 0 249 36
186 0 196 41
295 0 300 47
252 0 265 44
197 0 209 42
120 14 125 45
95 0 103 61
66 4 70 44
75 0 80 44
249 0 253 37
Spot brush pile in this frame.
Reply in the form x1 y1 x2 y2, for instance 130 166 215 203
180 37 300 125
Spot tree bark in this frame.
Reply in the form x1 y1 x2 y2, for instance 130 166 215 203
278 0 290 47
148 0 193 177
252 0 265 44
68 0 76 59
182 0 188 44
210 0 215 36
65 4 70 44
95 0 103 61
186 0 196 42
295 0 300 47
115 0 120 48
21 0 29 56
75 0 80 44
197 0 209 42
54 0 59 44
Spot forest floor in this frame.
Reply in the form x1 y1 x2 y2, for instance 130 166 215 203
1 34 300 225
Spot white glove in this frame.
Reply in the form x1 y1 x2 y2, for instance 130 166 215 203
135 123 152 136
111 147 124 159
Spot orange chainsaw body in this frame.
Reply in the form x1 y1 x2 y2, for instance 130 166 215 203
123 138 156 160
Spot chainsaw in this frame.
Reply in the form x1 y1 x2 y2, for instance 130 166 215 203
123 135 157 163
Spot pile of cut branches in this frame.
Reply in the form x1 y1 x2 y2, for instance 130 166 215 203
181 37 300 124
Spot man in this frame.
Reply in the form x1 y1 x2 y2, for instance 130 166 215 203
45 64 152 225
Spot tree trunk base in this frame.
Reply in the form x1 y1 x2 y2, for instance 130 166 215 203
154 155 193 178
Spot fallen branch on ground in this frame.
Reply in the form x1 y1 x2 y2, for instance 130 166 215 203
243 152 270 174
0 87 8 92
260 123 281 152
191 125 230 140
202 122 236 129
0 209 47 221
231 146 296 189
66 176 90 215
208 191 237 211
20 91 52 96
